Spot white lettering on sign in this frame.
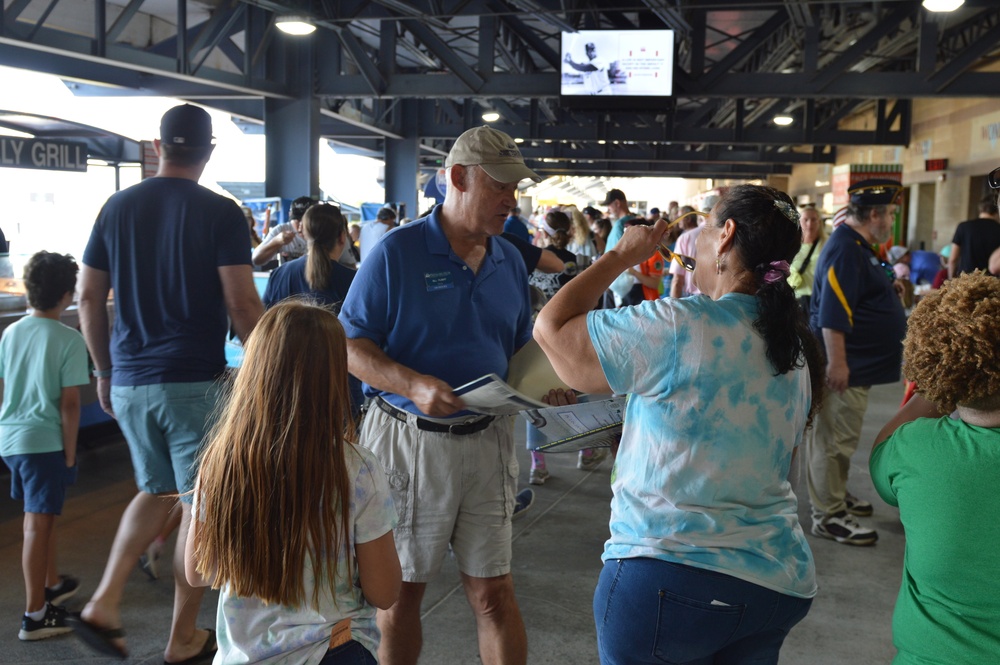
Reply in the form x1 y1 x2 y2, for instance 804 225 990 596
0 138 87 172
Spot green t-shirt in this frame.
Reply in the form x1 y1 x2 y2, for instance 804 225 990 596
870 416 1000 665
0 316 90 456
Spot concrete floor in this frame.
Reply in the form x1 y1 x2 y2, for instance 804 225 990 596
0 382 906 664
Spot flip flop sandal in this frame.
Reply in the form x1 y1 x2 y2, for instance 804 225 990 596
164 628 217 665
66 613 126 659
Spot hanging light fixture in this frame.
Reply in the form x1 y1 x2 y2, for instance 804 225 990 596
481 111 500 122
922 0 964 11
773 114 794 126
276 15 316 35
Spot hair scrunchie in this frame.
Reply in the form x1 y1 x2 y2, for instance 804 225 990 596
762 260 790 284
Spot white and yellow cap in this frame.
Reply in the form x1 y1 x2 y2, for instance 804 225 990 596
445 126 542 184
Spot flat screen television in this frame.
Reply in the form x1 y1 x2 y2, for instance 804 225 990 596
560 29 675 110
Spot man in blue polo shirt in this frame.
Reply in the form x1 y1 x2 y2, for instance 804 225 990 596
807 179 907 546
340 125 540 665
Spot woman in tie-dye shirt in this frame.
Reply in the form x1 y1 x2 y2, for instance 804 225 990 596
535 185 825 665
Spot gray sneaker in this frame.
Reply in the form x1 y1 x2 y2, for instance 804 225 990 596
812 511 878 546
529 468 550 485
577 447 609 471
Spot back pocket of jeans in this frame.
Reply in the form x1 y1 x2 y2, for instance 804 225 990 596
652 589 745 663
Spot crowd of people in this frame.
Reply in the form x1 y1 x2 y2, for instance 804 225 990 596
2 103 1000 665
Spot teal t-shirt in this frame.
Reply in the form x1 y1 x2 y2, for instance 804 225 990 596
587 294 816 598
870 417 1000 664
0 316 90 456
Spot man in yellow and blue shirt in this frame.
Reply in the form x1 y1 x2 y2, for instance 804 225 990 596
807 179 907 546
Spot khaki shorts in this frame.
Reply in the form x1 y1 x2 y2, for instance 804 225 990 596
359 406 518 582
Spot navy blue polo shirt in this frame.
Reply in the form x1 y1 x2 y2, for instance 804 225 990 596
339 207 533 417
809 224 906 387
262 256 355 310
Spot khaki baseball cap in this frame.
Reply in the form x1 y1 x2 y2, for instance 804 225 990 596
445 126 542 184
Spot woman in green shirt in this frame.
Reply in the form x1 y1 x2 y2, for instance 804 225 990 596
786 204 825 312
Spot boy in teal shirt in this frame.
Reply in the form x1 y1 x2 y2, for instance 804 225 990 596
0 251 91 641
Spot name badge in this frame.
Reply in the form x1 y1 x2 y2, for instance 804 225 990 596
425 271 454 291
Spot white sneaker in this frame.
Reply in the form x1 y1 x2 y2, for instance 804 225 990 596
811 511 878 546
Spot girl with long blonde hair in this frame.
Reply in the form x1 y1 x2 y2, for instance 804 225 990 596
185 301 400 665
563 204 596 258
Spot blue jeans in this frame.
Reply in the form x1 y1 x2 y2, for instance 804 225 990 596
318 640 376 664
594 558 812 665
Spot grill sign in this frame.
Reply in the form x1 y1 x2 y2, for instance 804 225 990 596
0 137 88 172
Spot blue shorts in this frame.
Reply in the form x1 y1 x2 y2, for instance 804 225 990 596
3 451 76 515
111 381 221 502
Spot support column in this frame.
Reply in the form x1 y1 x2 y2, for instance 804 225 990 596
384 99 420 219
264 37 319 200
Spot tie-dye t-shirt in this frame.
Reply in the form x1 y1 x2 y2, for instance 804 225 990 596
587 293 816 598
214 444 398 664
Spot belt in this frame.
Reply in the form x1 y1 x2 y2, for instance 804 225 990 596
375 397 494 436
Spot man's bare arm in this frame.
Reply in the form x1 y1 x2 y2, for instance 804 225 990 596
218 265 263 343
250 229 294 266
78 265 114 416
346 337 464 417
947 243 960 279
990 246 1000 275
822 328 849 394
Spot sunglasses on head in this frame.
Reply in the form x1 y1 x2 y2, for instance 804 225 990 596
989 167 1000 189
667 209 711 228
657 243 696 272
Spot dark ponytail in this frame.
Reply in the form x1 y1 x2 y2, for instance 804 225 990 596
544 211 572 250
713 185 825 425
303 203 346 292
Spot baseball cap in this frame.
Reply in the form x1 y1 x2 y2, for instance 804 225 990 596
848 179 902 206
601 189 627 206
445 126 542 184
289 196 317 221
376 207 397 221
159 104 214 147
649 207 660 216
887 245 910 263
582 206 601 218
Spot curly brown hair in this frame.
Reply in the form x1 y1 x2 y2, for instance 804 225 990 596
903 271 1000 411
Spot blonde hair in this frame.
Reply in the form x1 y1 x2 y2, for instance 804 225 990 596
563 205 590 247
304 204 346 292
193 301 356 608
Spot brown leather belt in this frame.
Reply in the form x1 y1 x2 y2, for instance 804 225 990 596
375 397 494 436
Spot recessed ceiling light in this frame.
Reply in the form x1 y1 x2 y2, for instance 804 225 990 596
922 0 964 11
276 16 316 35
773 115 794 126
481 111 500 122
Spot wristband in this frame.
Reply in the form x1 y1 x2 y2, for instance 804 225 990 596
92 368 112 378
